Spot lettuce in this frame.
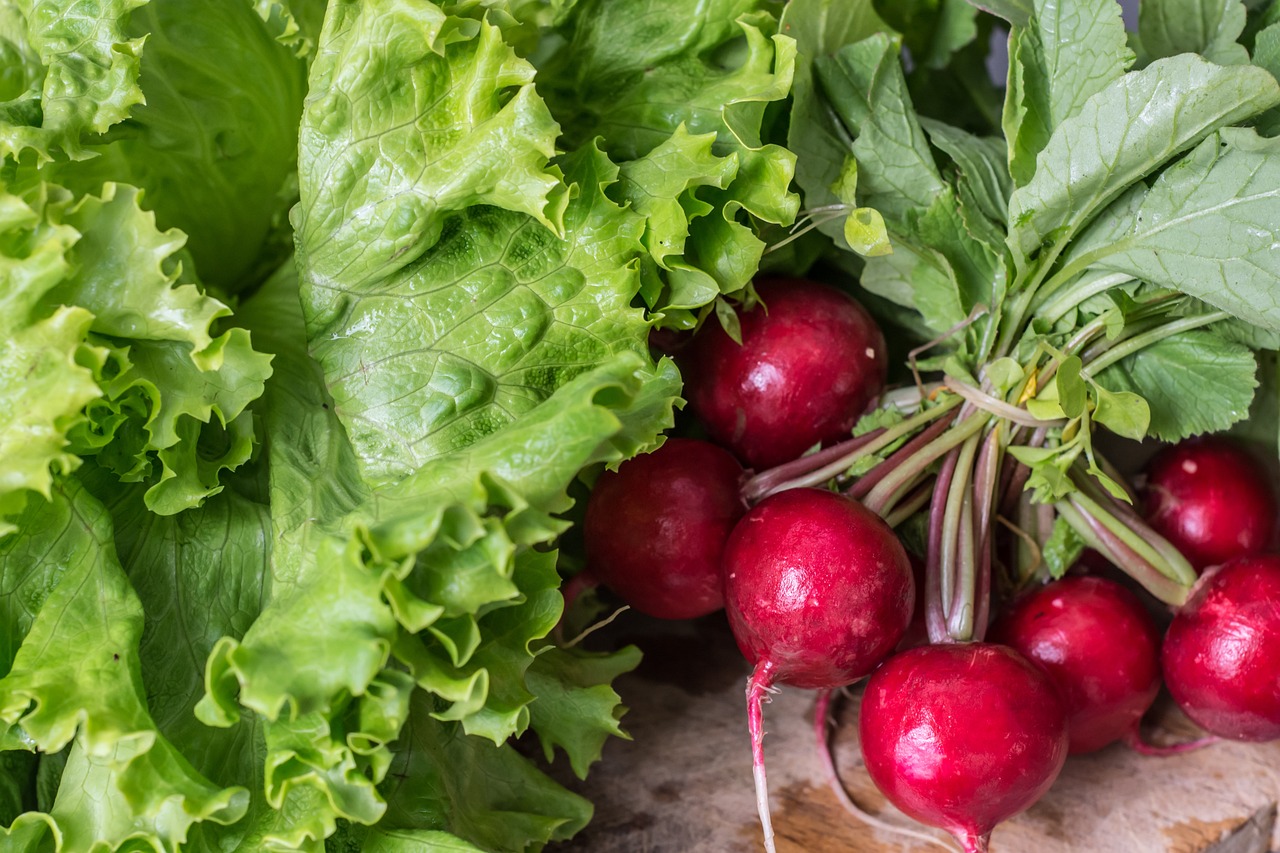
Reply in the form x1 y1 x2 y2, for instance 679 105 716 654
0 0 758 849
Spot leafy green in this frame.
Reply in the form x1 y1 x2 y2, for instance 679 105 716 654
1007 54 1280 268
1062 129 1280 332
1097 330 1258 441
782 0 895 250
536 0 799 322
0 0 146 163
0 187 98 535
1002 0 1132 186
0 479 248 852
1137 0 1250 66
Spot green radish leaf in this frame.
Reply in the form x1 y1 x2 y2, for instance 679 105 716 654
1087 463 1131 502
1006 54 1280 268
1091 384 1151 441
1002 0 1132 186
1095 329 1258 440
1256 22 1280 135
874 0 980 70
1138 0 1250 66
984 357 1026 396
920 118 1012 224
1066 129 1280 333
816 34 947 222
843 206 893 256
782 0 895 250
714 297 745 345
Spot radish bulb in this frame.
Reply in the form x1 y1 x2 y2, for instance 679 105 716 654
683 278 887 470
583 438 745 619
859 644 1069 853
723 488 913 852
1162 554 1280 742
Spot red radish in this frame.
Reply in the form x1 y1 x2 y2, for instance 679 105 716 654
682 278 887 470
859 644 1069 853
1140 436 1277 571
989 576 1161 754
1162 554 1280 742
723 487 913 852
583 438 745 619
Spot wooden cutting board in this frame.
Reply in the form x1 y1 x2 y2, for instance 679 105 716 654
551 613 1280 853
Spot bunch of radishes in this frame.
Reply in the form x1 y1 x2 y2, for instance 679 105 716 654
579 277 1280 853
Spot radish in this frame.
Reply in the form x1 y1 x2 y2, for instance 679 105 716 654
583 438 745 619
989 576 1161 754
682 278 887 470
1140 436 1277 572
723 487 913 853
1162 554 1280 742
859 644 1069 853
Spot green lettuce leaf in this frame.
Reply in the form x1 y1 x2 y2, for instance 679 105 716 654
0 479 248 852
35 182 274 515
0 187 98 535
36 0 309 294
301 140 649 484
0 0 145 163
537 0 798 322
295 0 566 303
199 257 662 847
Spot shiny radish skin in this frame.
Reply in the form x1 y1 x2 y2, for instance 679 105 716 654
724 488 915 688
860 644 1069 853
990 576 1161 754
1163 555 1280 742
726 488 914 853
1141 437 1277 572
583 438 745 619
682 278 887 470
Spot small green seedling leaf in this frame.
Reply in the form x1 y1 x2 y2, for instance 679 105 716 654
984 357 1025 397
1092 384 1151 440
844 207 893 257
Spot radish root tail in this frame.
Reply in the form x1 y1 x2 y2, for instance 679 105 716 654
748 663 779 853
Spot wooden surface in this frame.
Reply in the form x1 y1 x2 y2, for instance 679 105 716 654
551 613 1280 853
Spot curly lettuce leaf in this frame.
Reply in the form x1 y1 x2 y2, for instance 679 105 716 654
198 258 660 848
301 140 649 484
34 0 310 294
33 182 274 515
537 0 798 324
0 0 146 163
0 189 98 535
295 0 566 303
0 479 248 852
